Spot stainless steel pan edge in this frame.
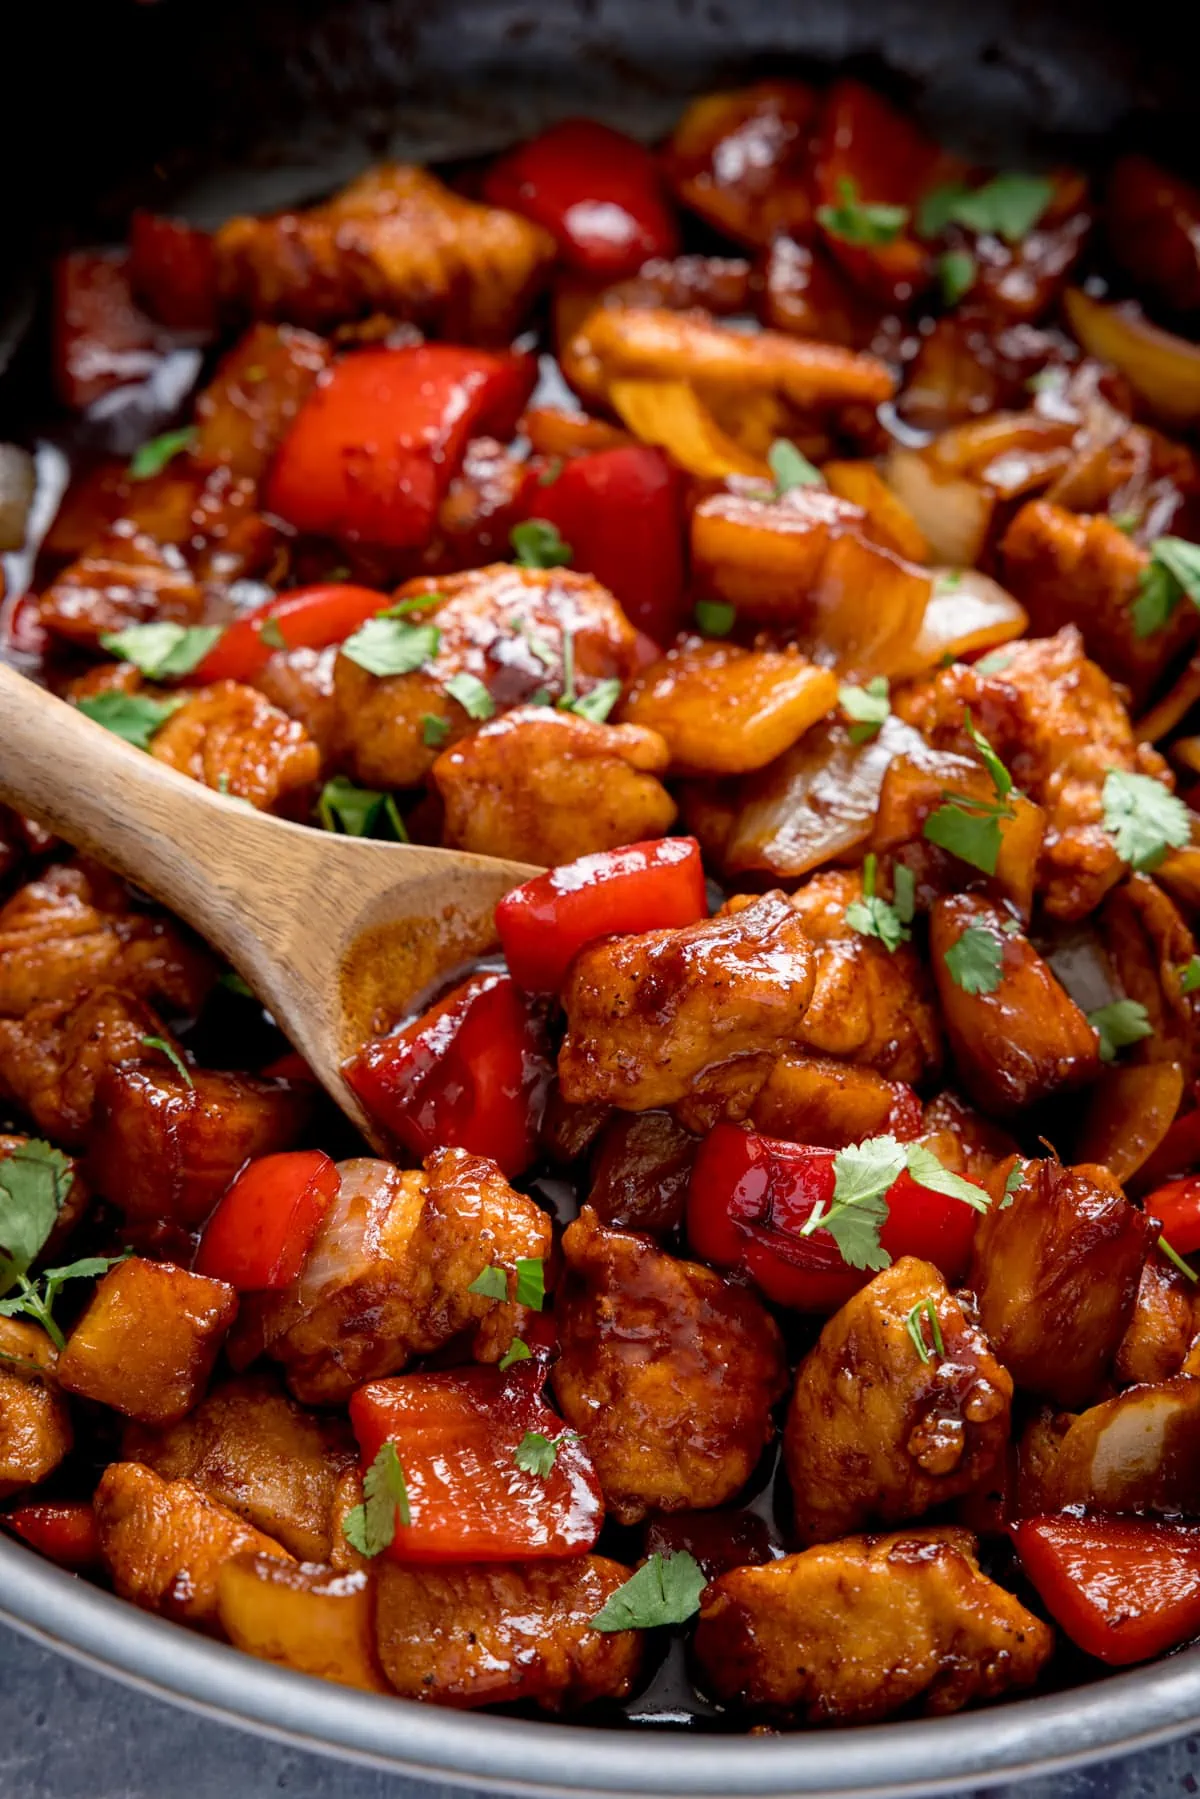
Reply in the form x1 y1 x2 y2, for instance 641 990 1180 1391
1 1535 1197 1795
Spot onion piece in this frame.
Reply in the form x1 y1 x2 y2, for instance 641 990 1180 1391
1065 287 1200 428
894 568 1027 679
0 445 35 554
883 445 994 568
607 377 769 479
1137 654 1200 743
1074 1061 1185 1184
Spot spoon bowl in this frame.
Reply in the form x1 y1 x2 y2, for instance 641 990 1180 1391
0 663 537 1149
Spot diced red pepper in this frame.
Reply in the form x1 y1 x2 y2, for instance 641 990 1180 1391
350 1365 603 1561
194 1149 340 1290
1132 1088 1200 1196
259 1050 319 1084
496 837 708 994
2 592 49 659
1143 1174 1200 1255
5 1501 102 1571
192 583 391 685
265 344 536 551
483 118 679 280
1014 1515 1200 1666
53 251 164 410
812 81 949 306
687 1123 984 1311
128 212 218 334
344 971 551 1178
517 445 687 643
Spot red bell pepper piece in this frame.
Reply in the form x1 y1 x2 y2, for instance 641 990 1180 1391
3 592 49 659
1143 1174 1200 1255
259 1050 319 1084
1014 1515 1200 1666
517 445 687 643
53 251 164 410
687 1124 984 1312
350 1366 602 1562
495 837 708 994
191 583 391 685
194 1149 340 1290
128 212 218 334
5 1501 102 1571
265 344 535 551
483 118 679 280
344 971 551 1179
1132 1087 1200 1196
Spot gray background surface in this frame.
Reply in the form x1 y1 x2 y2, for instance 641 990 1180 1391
0 1623 1195 1799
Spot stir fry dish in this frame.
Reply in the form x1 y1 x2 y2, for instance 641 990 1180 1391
7 74 1200 1731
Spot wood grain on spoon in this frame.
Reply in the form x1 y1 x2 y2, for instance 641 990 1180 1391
0 663 537 1149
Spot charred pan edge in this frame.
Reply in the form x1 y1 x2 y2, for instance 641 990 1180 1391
1 1533 1198 1796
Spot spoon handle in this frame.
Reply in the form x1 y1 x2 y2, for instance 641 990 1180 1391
0 661 266 932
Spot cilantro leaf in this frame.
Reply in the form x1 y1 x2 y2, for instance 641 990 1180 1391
945 173 1054 243
923 797 1009 875
513 1430 567 1478
258 616 287 650
562 678 622 724
1132 537 1200 638
768 439 824 494
938 249 977 306
128 427 197 480
0 1250 128 1352
943 922 1005 995
100 622 222 679
341 1442 410 1558
468 1265 509 1301
511 519 573 569
380 593 444 619
1001 1159 1027 1209
76 691 184 750
1158 1236 1199 1284
0 1141 75 1299
1180 956 1200 995
140 1036 194 1088
498 1336 532 1371
801 1135 906 1271
538 457 564 487
590 1551 706 1633
1101 768 1192 872
893 864 916 926
903 1142 991 1211
317 776 408 841
817 177 909 247
838 675 890 744
1088 999 1154 1063
974 649 1015 675
904 1297 944 1364
422 714 451 748
963 709 1013 800
694 600 736 638
218 970 255 999
443 672 496 721
515 1257 546 1311
845 852 911 954
916 182 972 238
341 619 440 678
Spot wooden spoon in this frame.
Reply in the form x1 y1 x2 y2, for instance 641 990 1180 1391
0 664 537 1149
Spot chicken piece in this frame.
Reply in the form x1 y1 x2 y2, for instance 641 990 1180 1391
1095 874 1200 1077
419 435 530 576
1113 1256 1199 1386
374 1556 641 1711
557 892 817 1110
761 237 880 350
123 1373 356 1560
57 1258 237 1425
1000 500 1198 707
782 871 942 1084
0 1319 72 1500
192 322 332 484
586 1109 699 1236
327 1468 368 1575
333 563 639 790
896 626 1170 919
823 460 930 562
616 640 836 776
251 1149 551 1404
95 1462 290 1629
784 1258 1012 1546
694 1528 1052 1721
571 305 895 412
690 483 869 624
745 1055 923 1147
0 860 213 1019
218 1556 388 1693
552 1208 786 1524
1108 154 1200 318
214 163 555 342
1019 1375 1200 1517
252 645 340 763
970 1159 1152 1409
916 1090 1018 1184
0 988 167 1147
87 1060 312 1228
929 893 1099 1115
38 523 203 647
149 680 320 813
662 81 819 248
432 706 675 865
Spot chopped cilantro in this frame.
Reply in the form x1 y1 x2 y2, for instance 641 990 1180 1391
75 691 184 750
422 714 451 748
317 776 407 842
938 248 977 306
341 1443 410 1557
511 518 573 569
1180 956 1200 996
817 177 909 247
140 1036 194 1088
341 619 440 678
1101 768 1192 872
845 852 911 954
1132 537 1200 639
515 1257 546 1311
768 439 824 494
100 622 222 679
838 675 890 745
1088 999 1153 1063
590 1551 706 1633
694 600 736 638
919 173 1053 244
443 672 496 720
258 616 287 651
0 1141 75 1301
468 1266 509 1301
923 793 1012 876
128 427 197 480
1159 1236 1199 1284
498 1337 532 1371
905 1296 945 1364
796 1135 990 1274
514 1430 574 1478
943 922 1006 996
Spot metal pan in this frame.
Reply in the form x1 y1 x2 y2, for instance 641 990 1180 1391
5 0 1200 1786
